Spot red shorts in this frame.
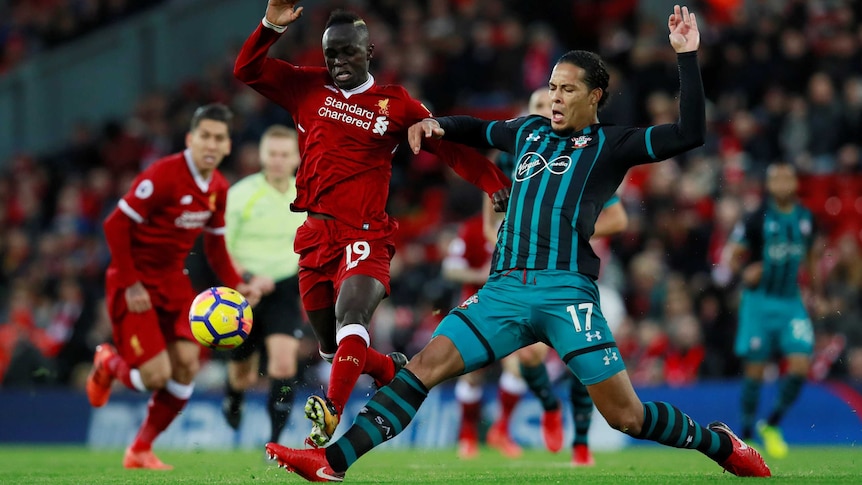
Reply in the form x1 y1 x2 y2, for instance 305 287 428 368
105 272 196 367
295 217 396 312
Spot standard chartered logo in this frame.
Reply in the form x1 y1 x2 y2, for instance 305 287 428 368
373 116 390 136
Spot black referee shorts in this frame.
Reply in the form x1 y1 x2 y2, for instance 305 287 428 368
231 275 303 362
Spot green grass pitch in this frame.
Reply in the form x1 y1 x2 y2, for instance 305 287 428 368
0 446 859 484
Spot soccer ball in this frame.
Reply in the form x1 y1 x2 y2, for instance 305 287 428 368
188 286 253 350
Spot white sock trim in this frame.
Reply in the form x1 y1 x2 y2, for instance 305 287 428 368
319 350 336 363
455 379 483 404
165 379 195 400
336 324 370 346
499 370 528 395
129 369 147 392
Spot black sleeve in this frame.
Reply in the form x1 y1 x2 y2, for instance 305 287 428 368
436 116 496 150
436 115 530 154
744 210 765 263
611 52 706 167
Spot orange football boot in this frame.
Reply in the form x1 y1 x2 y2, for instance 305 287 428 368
86 344 117 408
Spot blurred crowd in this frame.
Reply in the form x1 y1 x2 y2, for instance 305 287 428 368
1 0 862 392
0 0 166 74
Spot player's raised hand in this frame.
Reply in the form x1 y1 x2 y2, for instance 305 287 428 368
408 118 445 154
668 5 700 53
125 281 153 313
236 282 262 308
266 0 304 27
250 274 276 295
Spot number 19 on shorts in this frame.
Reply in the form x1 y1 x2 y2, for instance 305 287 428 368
345 241 370 270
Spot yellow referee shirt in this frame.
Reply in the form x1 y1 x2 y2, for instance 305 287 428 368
225 173 306 282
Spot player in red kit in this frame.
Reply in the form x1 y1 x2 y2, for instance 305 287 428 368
442 213 528 459
86 104 264 469
234 1 510 448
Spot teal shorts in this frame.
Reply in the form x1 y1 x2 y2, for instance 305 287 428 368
734 290 813 361
432 269 625 385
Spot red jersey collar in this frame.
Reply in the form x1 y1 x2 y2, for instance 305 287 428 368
338 73 375 99
183 149 212 193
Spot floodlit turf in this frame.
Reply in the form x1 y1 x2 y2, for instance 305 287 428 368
0 445 859 484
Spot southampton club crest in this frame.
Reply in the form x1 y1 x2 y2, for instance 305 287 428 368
457 294 479 310
571 135 592 149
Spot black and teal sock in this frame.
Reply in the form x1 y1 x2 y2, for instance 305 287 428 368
267 378 295 444
637 401 733 463
222 381 245 430
766 374 805 427
569 378 592 446
326 369 428 473
740 377 761 439
520 362 559 412
226 382 244 410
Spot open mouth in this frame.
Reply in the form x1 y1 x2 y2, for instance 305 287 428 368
334 70 352 82
551 109 565 124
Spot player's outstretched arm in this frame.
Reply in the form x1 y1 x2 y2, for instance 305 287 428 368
615 5 705 166
408 116 510 205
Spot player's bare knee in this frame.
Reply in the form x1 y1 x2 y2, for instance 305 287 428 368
233 372 257 390
606 410 643 436
786 354 810 375
517 347 543 366
406 339 464 389
141 370 170 390
461 370 484 386
336 312 372 329
268 361 297 380
172 360 199 383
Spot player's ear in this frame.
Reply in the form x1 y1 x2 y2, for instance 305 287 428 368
367 43 374 60
591 88 603 107
185 131 193 148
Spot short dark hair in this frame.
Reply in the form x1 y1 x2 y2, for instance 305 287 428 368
325 10 369 39
190 103 233 132
556 50 610 110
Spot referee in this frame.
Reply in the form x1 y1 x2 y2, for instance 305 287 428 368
221 125 307 445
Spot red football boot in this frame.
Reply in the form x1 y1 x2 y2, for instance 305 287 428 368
266 443 345 482
708 421 771 477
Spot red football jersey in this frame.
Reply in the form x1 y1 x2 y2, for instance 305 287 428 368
107 151 229 285
443 214 494 300
235 24 509 231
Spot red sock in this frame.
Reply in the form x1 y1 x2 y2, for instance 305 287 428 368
130 389 187 452
497 388 521 434
105 354 136 390
459 401 481 441
328 335 368 415
363 347 395 385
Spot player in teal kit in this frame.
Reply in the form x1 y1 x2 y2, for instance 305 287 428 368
723 161 819 458
265 6 771 480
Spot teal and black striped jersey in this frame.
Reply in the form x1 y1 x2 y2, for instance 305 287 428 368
730 201 815 298
495 151 518 181
437 52 704 279
499 150 619 211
